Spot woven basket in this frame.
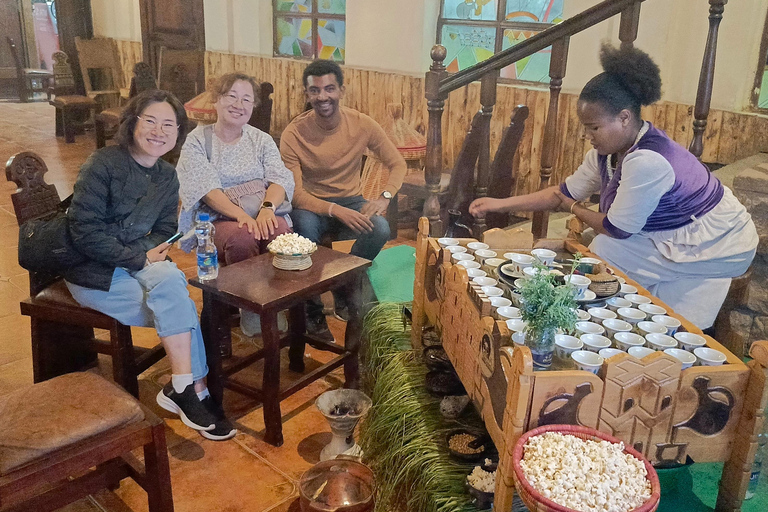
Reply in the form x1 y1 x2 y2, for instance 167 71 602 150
512 424 660 512
589 279 620 298
270 247 317 271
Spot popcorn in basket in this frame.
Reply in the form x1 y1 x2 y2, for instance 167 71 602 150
267 233 317 270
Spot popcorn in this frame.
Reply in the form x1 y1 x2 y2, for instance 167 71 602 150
520 432 651 512
467 459 496 493
267 233 317 255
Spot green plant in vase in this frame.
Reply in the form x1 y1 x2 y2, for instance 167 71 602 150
518 255 581 370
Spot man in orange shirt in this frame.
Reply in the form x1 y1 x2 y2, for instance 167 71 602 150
280 60 406 337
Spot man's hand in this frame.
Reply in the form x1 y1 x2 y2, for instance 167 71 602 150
468 197 506 217
332 205 374 234
255 208 278 240
360 197 390 218
146 242 171 264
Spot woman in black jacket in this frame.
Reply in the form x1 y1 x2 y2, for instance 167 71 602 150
64 90 235 441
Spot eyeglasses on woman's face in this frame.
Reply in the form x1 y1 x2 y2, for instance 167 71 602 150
136 115 179 135
220 93 254 108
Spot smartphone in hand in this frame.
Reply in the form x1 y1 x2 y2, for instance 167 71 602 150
164 232 184 245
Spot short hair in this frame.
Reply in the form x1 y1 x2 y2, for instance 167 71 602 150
302 60 344 88
115 90 190 154
209 72 260 108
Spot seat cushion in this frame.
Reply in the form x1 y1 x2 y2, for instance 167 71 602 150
96 107 123 123
0 372 144 475
34 279 85 308
51 95 97 107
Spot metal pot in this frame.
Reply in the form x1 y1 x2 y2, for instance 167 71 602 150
299 457 375 512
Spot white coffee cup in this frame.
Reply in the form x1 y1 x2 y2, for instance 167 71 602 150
618 284 638 297
571 350 604 374
638 303 667 320
457 260 481 270
587 307 617 326
564 274 592 299
489 296 512 310
473 276 498 287
496 306 522 320
446 245 468 255
625 293 652 306
452 252 474 264
637 321 667 338
674 332 707 352
574 309 591 322
693 347 727 366
606 297 632 312
481 285 504 297
645 333 677 351
575 321 605 337
438 237 459 248
613 331 646 351
602 318 633 339
523 266 550 279
483 257 506 275
580 333 612 353
466 268 487 279
555 334 583 360
466 241 489 254
664 348 697 369
628 346 655 359
506 318 527 345
531 248 557 265
652 315 682 336
617 307 645 327
599 348 625 360
474 249 497 265
509 253 536 274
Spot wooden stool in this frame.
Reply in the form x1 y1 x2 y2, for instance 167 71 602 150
0 372 173 512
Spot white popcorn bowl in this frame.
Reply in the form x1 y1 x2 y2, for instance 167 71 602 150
452 252 474 264
270 245 317 271
575 309 592 322
599 347 625 360
481 285 504 297
531 248 557 265
694 347 727 366
606 296 632 312
580 333 612 352
466 241 489 254
638 303 667 320
652 315 682 336
437 237 459 248
574 321 605 337
496 306 522 320
602 318 633 338
473 276 498 287
457 260 481 270
465 268 487 279
664 348 697 369
563 274 592 299
674 332 707 352
554 334 582 360
637 320 668 337
614 331 646 351
473 249 497 265
617 307 646 326
628 346 655 359
625 293 652 306
645 333 677 351
571 350 604 374
508 253 536 273
445 245 468 254
587 307 617 325
618 283 638 297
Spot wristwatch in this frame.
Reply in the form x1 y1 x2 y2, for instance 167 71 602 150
381 191 393 200
260 201 275 212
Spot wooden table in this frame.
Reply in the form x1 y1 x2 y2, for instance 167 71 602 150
190 246 371 446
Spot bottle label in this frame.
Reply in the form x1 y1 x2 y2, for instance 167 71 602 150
197 252 218 268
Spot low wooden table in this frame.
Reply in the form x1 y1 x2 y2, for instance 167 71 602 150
190 246 371 446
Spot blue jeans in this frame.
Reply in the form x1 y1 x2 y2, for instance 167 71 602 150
291 195 390 261
66 261 208 381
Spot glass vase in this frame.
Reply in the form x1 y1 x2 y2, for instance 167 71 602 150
526 326 556 370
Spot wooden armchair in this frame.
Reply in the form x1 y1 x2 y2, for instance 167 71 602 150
6 152 166 398
95 62 157 148
73 37 124 108
48 51 98 143
5 37 52 103
157 47 205 104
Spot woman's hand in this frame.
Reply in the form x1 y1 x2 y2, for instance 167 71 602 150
146 242 171 265
236 213 260 238
553 190 573 213
255 208 278 239
469 197 506 217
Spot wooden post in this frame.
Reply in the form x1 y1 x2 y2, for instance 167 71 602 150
618 1 642 50
690 0 727 159
424 45 448 236
473 70 499 238
531 38 569 240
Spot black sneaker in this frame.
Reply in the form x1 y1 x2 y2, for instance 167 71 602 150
332 292 351 322
156 383 216 431
306 312 335 343
199 396 237 441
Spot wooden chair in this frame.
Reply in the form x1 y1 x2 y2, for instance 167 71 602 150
0 372 173 512
5 37 52 103
157 47 205 104
48 51 98 143
249 81 274 134
6 152 166 398
73 37 124 108
95 62 157 148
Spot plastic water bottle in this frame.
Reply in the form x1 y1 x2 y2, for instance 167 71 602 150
195 213 218 281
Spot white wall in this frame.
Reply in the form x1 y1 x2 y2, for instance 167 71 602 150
90 0 768 112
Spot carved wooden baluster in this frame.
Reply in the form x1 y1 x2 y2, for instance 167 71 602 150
424 45 448 236
473 70 499 238
690 0 727 159
618 1 642 50
531 38 569 240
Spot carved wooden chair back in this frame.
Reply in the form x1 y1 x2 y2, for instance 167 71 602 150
445 111 484 213
73 37 123 102
130 62 157 97
50 51 78 96
249 81 274 134
157 47 205 104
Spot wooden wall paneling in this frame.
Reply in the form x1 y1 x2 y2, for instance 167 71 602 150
744 114 764 159
553 92 573 182
663 102 678 140
528 89 549 192
701 109 723 163
674 103 694 150
718 111 742 164
564 93 583 180
515 89 536 197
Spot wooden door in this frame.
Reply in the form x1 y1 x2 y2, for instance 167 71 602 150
54 0 93 95
138 0 205 78
0 0 35 94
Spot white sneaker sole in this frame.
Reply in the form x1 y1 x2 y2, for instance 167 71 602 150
156 390 215 431
200 427 238 441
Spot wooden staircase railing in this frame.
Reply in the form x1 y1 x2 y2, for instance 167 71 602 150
423 0 727 239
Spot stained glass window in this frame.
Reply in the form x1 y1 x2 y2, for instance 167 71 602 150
438 0 563 83
274 0 345 62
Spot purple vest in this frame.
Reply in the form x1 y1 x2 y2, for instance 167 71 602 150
597 124 723 234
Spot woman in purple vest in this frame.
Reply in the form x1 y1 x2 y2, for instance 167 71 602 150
469 44 757 329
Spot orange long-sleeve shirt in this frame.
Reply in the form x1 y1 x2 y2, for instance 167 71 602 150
279 107 407 214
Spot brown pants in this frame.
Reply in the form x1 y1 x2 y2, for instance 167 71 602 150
213 216 292 266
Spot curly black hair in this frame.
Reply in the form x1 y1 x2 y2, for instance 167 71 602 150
114 89 190 154
579 44 662 118
302 59 344 88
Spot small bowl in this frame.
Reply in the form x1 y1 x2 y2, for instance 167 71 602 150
457 260 481 270
637 321 667 337
466 241 489 254
645 333 677 351
531 248 557 265
571 350 604 374
694 347 727 366
523 266 549 279
423 345 453 371
446 429 488 462
617 307 646 326
446 245 468 255
587 307 617 325
438 237 459 248
554 334 583 360
599 348 625 360
614 331 646 351
563 274 592 299
473 276 498 287
575 309 592 321
452 252 474 264
506 319 528 345
496 306 521 320
628 346 655 359
474 249 497 265
618 283 638 297
483 257 505 274
625 293 652 306
580 333 612 352
575 321 605 337
602 318 633 338
652 315 682 336
466 268 487 279
481 286 504 297
508 253 536 273
674 332 707 352
489 296 512 309
664 348 697 369
638 303 667 320
606 296 632 312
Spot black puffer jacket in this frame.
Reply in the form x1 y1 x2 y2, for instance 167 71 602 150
64 146 179 291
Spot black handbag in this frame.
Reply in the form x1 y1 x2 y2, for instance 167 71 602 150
18 197 86 272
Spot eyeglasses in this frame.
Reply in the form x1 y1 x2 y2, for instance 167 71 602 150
136 116 179 135
220 93 254 107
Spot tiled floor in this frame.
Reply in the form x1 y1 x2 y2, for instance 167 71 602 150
0 100 412 512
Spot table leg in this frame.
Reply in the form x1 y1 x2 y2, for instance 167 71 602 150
288 303 306 373
201 292 227 405
343 272 364 389
261 308 284 447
